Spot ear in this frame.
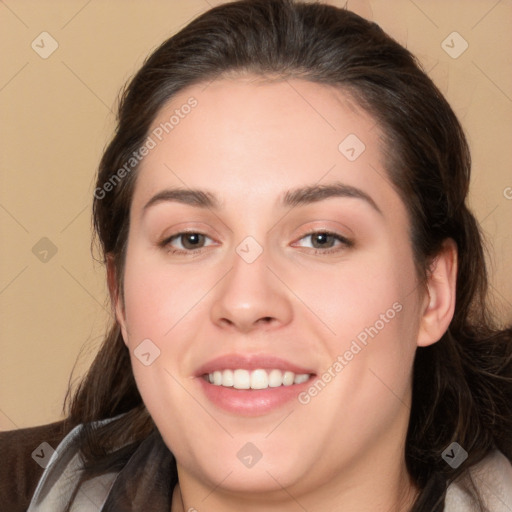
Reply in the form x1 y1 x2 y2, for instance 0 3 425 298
106 254 129 346
417 239 458 347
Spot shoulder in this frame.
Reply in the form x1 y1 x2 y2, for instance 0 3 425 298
0 420 73 512
445 450 512 512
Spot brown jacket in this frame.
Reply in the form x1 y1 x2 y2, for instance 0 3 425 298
0 420 73 512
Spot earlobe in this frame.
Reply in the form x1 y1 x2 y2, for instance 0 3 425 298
106 254 129 346
417 239 458 347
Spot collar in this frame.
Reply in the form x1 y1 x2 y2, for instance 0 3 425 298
27 415 177 511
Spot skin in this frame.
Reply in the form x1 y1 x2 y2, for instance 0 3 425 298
110 76 457 512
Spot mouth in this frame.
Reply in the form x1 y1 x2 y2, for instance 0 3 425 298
195 354 316 416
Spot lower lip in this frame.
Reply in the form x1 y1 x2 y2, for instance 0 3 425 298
197 376 314 416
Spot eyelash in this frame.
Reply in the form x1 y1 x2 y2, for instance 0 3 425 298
159 230 353 256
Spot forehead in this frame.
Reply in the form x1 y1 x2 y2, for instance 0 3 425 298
132 76 403 220
146 75 375 163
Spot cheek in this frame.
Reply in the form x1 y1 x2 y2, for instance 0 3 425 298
119 246 221 413
121 246 208 343
292 242 418 346
296 290 418 463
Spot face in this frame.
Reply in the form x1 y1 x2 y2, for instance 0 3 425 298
115 76 427 497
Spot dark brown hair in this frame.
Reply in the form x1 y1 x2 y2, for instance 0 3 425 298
65 1 512 510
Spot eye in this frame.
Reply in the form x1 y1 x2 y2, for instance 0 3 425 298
293 231 353 253
161 232 215 254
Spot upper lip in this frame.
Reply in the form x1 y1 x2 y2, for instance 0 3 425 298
195 353 316 377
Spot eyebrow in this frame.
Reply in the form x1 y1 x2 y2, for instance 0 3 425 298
142 181 382 216
283 182 382 215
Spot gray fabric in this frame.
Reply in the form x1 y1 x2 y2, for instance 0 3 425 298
27 421 119 512
445 450 512 511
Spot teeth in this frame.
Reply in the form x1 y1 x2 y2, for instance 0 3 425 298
206 369 311 389
222 369 234 387
250 369 268 389
268 369 282 387
293 373 310 384
233 369 250 389
283 371 295 386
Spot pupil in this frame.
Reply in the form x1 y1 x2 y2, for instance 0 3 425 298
184 233 202 248
314 233 331 248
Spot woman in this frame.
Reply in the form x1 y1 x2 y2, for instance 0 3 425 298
1 0 511 510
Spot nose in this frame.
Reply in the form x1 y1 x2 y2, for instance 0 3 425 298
210 244 294 333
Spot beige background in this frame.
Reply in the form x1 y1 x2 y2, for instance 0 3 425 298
1 0 511 430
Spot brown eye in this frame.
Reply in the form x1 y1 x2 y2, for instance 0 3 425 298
179 233 205 250
310 232 337 249
294 231 353 254
163 232 213 253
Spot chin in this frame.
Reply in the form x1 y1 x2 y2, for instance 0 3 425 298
199 462 306 495
169 433 309 493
